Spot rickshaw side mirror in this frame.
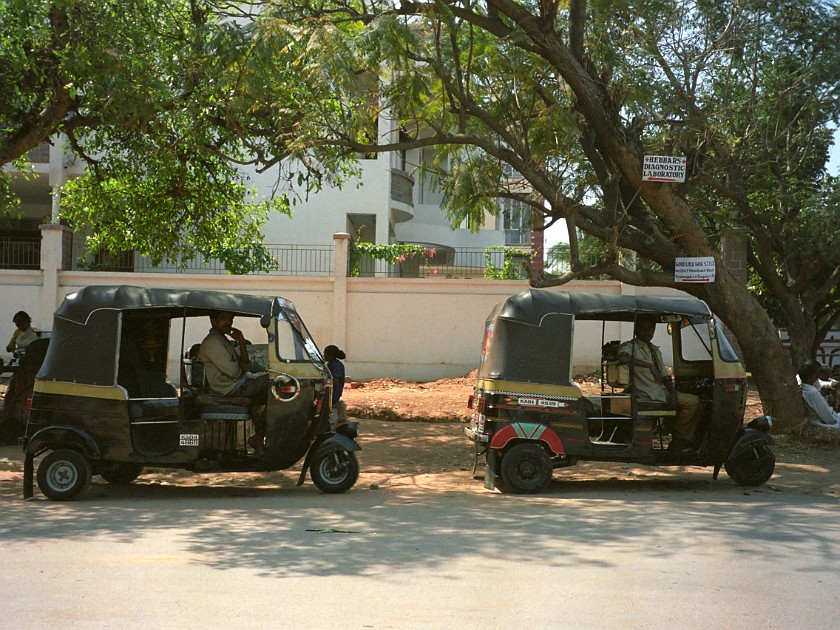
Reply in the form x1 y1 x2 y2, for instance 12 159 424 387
260 314 271 329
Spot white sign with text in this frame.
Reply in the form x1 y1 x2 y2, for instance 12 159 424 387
675 257 715 283
643 155 687 182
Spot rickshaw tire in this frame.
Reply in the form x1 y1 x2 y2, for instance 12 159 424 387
500 443 553 494
36 449 92 501
311 449 359 494
724 443 775 486
99 462 144 485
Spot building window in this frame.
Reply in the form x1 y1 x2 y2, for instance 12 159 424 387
502 199 531 245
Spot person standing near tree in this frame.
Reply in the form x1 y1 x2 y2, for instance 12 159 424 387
324 345 347 427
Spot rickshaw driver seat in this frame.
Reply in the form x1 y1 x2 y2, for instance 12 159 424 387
601 339 678 448
186 358 251 422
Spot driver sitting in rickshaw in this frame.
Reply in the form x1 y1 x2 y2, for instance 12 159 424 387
617 315 701 456
198 310 269 453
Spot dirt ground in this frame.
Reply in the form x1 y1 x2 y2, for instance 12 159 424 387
1 374 838 498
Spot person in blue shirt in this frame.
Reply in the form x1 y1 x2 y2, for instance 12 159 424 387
324 345 346 427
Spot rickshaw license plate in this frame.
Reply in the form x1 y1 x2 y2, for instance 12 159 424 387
179 434 200 447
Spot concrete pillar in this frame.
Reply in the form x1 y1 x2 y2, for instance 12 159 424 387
530 225 544 276
48 137 68 224
331 232 351 350
39 223 71 328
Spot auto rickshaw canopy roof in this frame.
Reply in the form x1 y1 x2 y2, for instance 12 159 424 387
55 285 274 324
38 286 279 387
490 289 712 325
477 290 714 387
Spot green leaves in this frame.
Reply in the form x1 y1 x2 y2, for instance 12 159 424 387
1 0 355 268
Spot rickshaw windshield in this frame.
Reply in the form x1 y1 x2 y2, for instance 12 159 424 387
715 323 741 363
677 316 741 363
273 308 323 363
678 316 713 362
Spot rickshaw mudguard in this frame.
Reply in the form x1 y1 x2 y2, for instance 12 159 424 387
488 421 565 455
296 432 361 486
727 428 775 460
24 425 102 460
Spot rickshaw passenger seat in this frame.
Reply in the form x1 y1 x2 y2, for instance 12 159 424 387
188 359 205 389
128 398 180 419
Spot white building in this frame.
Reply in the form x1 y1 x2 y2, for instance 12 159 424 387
2 115 532 275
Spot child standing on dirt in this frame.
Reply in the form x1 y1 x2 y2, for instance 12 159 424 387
324 345 347 428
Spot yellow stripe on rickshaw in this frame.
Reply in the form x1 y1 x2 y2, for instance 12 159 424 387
474 378 583 399
33 380 128 401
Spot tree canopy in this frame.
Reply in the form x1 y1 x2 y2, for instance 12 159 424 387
265 0 839 428
0 0 358 269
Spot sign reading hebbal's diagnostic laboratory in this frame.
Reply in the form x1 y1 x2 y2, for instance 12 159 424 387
642 155 687 183
675 257 715 283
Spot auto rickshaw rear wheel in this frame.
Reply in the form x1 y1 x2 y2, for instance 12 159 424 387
724 443 775 486
500 443 553 494
311 449 359 494
36 449 92 501
98 462 144 485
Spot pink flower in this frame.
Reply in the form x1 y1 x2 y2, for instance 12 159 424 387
395 255 406 263
431 268 439 274
428 247 437 258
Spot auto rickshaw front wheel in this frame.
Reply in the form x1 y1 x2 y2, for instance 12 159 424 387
500 443 553 494
36 449 92 501
311 449 360 494
724 443 776 486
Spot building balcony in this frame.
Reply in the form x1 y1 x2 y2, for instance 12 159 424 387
390 169 414 223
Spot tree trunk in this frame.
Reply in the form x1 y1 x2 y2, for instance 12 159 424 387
697 272 805 433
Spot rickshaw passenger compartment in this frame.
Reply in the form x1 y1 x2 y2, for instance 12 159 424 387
128 398 181 457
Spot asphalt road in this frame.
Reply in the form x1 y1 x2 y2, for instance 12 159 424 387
2 467 839 629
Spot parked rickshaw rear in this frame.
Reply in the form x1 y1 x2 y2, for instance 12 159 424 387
465 290 774 493
23 285 360 500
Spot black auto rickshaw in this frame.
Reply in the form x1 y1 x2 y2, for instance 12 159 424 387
22 285 360 500
465 290 774 493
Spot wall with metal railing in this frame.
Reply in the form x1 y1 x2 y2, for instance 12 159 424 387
70 241 336 276
63 239 565 279
0 236 41 270
0 227 633 381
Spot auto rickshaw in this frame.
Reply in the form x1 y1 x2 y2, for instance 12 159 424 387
22 285 360 500
465 290 774 493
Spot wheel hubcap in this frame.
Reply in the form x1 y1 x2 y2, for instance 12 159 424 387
47 461 77 490
518 460 537 478
320 454 348 482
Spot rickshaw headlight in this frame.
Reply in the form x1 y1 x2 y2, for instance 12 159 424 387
271 374 301 403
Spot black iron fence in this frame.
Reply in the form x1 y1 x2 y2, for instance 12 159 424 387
350 246 544 279
4 237 561 279
0 236 40 270
71 242 335 276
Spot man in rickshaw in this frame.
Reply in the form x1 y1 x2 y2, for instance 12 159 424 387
198 310 269 452
617 315 701 456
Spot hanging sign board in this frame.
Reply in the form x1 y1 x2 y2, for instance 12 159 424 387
642 155 687 183
675 257 715 283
